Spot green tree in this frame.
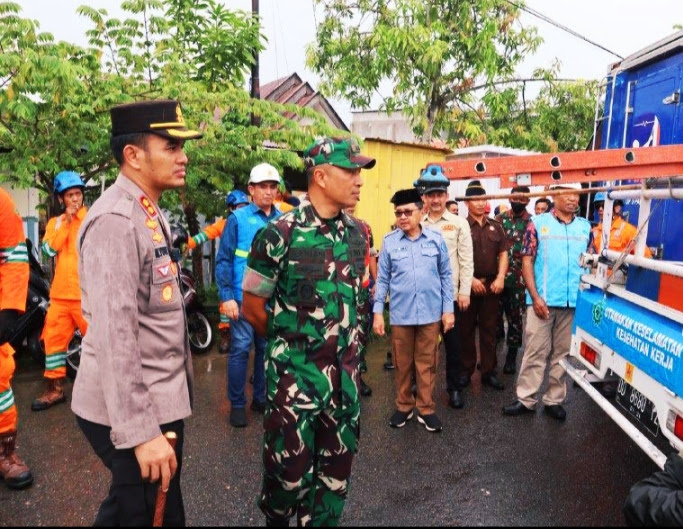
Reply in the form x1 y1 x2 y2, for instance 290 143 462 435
308 0 541 141
454 64 599 153
0 0 337 218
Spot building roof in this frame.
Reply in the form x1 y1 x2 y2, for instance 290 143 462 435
261 73 349 131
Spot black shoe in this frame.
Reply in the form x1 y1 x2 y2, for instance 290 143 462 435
360 377 372 397
383 352 395 370
457 375 471 388
543 404 567 422
229 407 248 427
503 348 518 374
502 400 535 416
266 516 290 527
417 413 443 433
481 373 505 391
250 400 266 414
389 409 414 428
447 390 464 409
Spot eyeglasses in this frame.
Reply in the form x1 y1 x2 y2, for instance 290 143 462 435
394 208 419 218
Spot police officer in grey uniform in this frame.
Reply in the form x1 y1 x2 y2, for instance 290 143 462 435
73 100 202 526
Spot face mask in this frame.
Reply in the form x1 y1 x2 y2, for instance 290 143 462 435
511 202 527 214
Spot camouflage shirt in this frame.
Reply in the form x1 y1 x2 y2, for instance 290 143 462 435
495 209 532 289
243 204 366 406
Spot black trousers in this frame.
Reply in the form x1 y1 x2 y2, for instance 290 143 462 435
444 303 465 392
76 416 186 527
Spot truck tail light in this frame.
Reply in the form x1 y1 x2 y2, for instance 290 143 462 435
666 411 683 441
580 342 601 369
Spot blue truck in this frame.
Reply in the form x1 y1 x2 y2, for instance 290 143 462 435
566 29 683 468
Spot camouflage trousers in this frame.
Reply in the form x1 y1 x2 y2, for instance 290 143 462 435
500 286 527 350
259 344 361 527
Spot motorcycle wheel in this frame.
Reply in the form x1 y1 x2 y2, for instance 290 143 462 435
187 311 213 355
66 332 82 381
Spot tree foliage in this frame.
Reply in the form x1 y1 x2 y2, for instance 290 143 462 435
308 0 599 154
308 0 541 141
454 63 600 153
0 0 337 219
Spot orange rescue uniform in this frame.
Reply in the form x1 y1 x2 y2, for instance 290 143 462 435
591 217 652 258
0 189 29 433
41 207 88 379
186 217 230 330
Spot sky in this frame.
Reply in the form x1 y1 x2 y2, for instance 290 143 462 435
15 0 683 127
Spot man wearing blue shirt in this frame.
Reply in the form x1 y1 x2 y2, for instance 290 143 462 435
373 188 454 433
216 163 281 428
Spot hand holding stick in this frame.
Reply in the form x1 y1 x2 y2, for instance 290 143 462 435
152 432 177 527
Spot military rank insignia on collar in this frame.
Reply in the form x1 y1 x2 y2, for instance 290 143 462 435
139 196 157 218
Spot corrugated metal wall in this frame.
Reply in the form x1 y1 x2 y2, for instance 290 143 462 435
356 140 448 244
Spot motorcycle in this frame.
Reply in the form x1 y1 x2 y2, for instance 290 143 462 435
6 239 50 367
179 265 213 355
39 225 215 380
171 225 213 355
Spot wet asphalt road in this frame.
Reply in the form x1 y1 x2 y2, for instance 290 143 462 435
1 338 661 526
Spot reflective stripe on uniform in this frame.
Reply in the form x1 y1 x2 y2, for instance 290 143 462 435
0 388 15 413
44 352 67 370
193 232 209 246
234 249 249 258
0 243 29 264
42 240 58 258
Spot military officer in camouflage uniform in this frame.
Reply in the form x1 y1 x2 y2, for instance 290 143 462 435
242 137 376 527
495 186 532 374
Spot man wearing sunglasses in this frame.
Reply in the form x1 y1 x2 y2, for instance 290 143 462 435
373 188 454 433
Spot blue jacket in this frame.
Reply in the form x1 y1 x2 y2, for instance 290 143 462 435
215 203 280 304
526 212 591 308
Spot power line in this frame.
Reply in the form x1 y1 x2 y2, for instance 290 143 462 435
269 0 280 79
504 0 624 60
274 0 289 73
312 0 318 34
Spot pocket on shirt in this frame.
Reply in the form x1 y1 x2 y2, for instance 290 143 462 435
421 245 439 258
486 228 502 243
148 257 182 313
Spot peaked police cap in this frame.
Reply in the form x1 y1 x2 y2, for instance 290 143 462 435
110 100 202 140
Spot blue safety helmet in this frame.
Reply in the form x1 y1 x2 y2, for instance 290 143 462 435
225 189 249 207
414 164 449 195
54 171 85 195
593 192 606 203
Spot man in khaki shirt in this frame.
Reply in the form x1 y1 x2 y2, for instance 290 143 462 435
73 100 201 526
416 166 474 409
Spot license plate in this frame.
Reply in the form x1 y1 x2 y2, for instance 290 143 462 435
615 378 660 437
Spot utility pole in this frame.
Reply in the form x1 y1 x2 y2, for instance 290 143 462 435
250 0 260 127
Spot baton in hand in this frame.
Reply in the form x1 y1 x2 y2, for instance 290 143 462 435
152 431 178 527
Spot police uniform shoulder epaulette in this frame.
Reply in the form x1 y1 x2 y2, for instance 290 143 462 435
112 193 135 219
